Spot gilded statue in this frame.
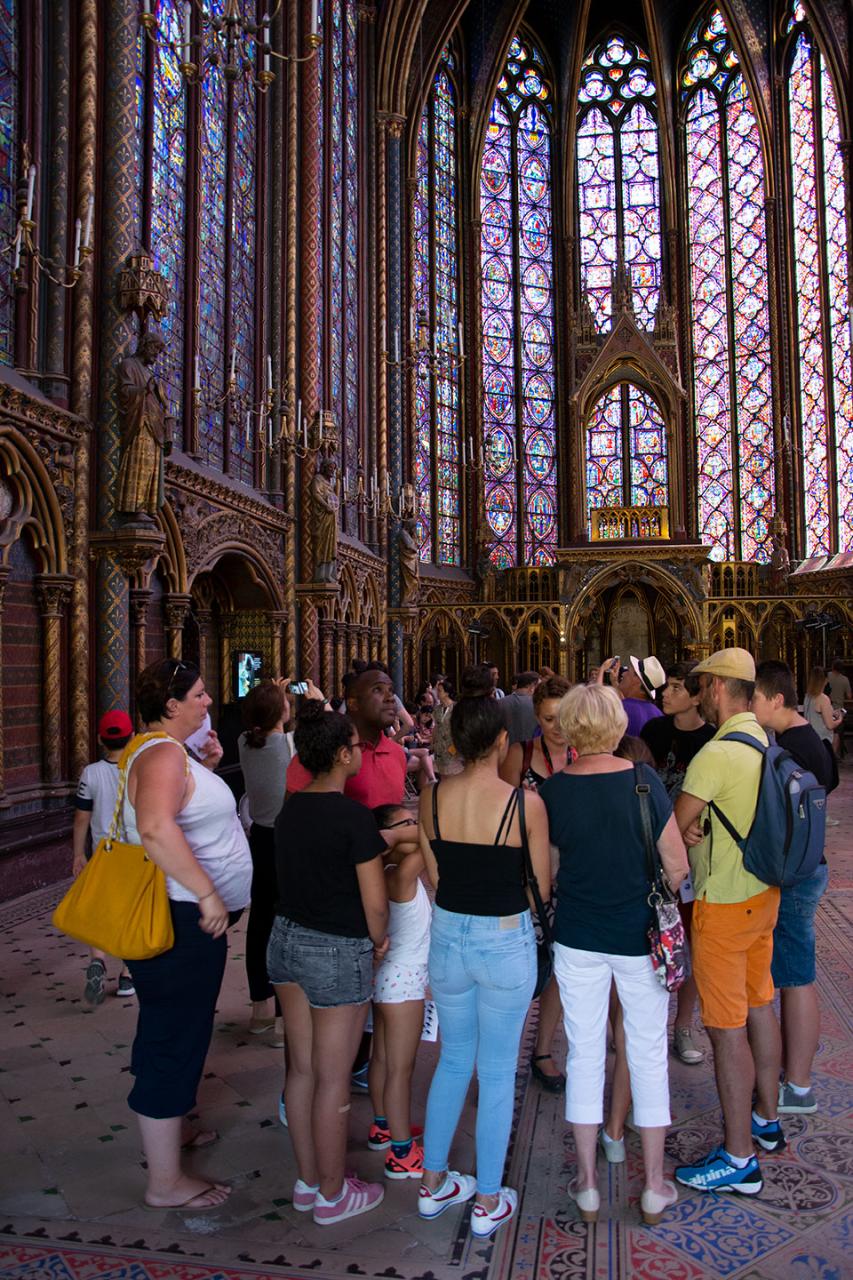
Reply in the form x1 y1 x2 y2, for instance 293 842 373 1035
311 457 339 582
398 517 419 605
115 329 175 521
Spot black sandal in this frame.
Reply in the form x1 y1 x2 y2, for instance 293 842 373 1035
531 1053 566 1094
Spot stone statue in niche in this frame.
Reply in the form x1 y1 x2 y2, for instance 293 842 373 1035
115 328 175 522
769 529 792 591
398 517 419 605
311 456 339 582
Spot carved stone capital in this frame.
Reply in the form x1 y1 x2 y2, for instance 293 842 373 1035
377 111 406 138
35 574 74 617
129 588 152 628
163 593 193 632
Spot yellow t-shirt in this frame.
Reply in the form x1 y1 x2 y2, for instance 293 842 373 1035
681 712 770 904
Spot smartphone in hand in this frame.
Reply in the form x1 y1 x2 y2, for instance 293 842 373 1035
290 681 309 695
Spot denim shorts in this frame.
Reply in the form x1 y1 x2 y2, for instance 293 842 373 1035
771 862 829 989
266 916 374 1008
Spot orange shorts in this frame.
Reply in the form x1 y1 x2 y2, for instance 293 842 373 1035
691 888 781 1030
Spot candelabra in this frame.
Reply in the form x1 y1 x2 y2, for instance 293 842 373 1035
139 0 322 94
383 309 465 375
8 150 94 289
341 463 417 521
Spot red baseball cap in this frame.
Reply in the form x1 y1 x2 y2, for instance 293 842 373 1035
98 710 133 741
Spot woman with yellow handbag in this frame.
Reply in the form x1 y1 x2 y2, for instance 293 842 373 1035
123 659 252 1212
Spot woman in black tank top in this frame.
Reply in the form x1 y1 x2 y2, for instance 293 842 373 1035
416 688 550 1240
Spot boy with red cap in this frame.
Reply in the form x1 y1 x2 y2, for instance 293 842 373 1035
72 710 136 1004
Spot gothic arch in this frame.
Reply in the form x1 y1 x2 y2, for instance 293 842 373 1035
189 539 284 612
151 500 188 594
565 558 704 649
0 428 68 575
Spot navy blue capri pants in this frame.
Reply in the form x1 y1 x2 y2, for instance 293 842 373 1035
126 901 234 1119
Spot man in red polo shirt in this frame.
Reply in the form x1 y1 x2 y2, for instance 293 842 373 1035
286 665 407 806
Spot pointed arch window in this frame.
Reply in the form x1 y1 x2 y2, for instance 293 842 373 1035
586 383 668 513
0 0 17 365
681 7 775 563
325 0 360 531
783 3 852 554
480 33 557 568
414 47 462 565
139 2 261 487
577 33 662 331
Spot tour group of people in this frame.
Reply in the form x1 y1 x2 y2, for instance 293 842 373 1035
69 644 844 1232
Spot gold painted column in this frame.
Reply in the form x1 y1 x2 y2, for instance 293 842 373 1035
36 576 74 787
163 594 192 659
130 588 151 680
219 615 237 710
0 566 9 799
269 610 287 678
320 618 334 697
194 607 214 687
335 625 347 697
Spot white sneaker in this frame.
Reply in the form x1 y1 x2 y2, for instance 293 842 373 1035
470 1187 518 1238
418 1171 476 1220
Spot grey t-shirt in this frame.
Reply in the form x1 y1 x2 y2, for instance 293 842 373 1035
238 732 292 827
501 691 539 745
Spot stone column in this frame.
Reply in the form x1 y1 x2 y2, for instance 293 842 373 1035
44 0 71 401
0 566 9 799
219 614 237 707
383 115 405 692
129 588 152 679
163 593 192 659
335 625 347 695
320 618 335 696
94 0 142 720
69 0 97 777
36 576 74 786
193 606 214 686
268 610 287 678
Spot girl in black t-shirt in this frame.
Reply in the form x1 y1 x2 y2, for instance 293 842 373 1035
267 703 389 1227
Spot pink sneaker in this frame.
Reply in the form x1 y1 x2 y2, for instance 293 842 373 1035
292 1178 319 1212
312 1175 384 1225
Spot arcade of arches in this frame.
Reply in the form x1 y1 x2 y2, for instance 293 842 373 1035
0 0 850 893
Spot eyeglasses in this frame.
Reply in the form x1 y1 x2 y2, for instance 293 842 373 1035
384 817 417 829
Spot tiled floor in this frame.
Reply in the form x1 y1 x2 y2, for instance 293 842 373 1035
1 766 851 1280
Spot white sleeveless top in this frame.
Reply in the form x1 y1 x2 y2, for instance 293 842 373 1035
123 738 252 911
803 694 833 743
386 876 431 969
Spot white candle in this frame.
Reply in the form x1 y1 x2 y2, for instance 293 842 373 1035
318 411 324 442
245 409 251 445
385 472 391 497
266 353 273 392
393 326 400 363
296 398 302 441
72 218 81 268
302 413 308 448
310 0 319 37
433 328 439 355
458 321 464 357
262 24 270 74
193 355 201 391
267 413 273 449
229 346 236 382
409 306 416 338
25 164 36 221
183 1 192 60
467 434 473 465
143 0 151 13
83 194 94 249
12 224 21 271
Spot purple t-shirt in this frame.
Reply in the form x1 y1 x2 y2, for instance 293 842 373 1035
623 697 663 736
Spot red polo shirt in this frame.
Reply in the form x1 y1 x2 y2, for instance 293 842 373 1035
285 734 407 808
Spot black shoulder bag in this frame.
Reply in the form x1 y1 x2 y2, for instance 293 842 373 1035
517 787 553 999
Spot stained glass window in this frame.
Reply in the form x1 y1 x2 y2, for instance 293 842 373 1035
480 33 557 567
326 0 359 531
682 8 775 562
577 33 661 330
197 60 227 470
586 383 668 515
784 8 853 554
0 0 16 365
150 1 185 419
413 48 462 565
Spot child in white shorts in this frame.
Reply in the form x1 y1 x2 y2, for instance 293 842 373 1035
368 804 431 1180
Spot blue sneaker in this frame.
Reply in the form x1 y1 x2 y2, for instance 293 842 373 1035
675 1145 763 1195
351 1062 370 1091
751 1114 786 1153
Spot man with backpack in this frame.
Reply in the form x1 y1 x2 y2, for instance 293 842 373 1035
751 660 835 1116
672 648 784 1195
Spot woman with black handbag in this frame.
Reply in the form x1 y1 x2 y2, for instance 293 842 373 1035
540 683 688 1226
417 688 551 1240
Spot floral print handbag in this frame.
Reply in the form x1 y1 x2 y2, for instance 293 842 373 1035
635 766 688 993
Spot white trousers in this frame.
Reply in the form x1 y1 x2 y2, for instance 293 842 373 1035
553 942 671 1128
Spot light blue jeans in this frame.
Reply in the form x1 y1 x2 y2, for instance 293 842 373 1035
423 905 536 1194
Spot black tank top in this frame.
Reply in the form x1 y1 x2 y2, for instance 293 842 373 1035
430 783 529 917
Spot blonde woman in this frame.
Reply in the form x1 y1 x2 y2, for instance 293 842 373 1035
539 684 688 1226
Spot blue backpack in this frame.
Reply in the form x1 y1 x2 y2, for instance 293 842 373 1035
710 733 827 888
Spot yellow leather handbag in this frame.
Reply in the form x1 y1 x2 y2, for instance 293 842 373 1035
52 733 186 960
